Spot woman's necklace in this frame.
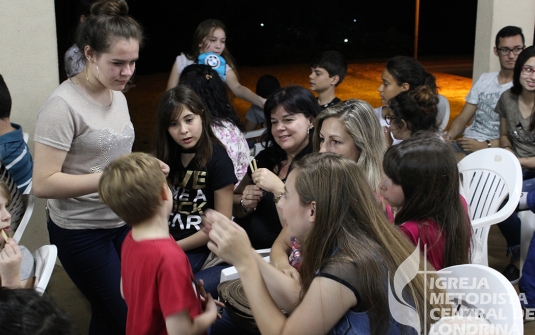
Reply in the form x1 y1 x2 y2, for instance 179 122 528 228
71 71 112 107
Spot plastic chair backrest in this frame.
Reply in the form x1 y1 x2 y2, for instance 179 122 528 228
436 264 523 334
0 162 25 234
13 181 34 243
437 94 450 132
457 148 522 265
33 244 58 295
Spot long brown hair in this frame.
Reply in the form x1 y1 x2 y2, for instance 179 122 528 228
383 135 472 268
293 153 446 335
155 85 222 183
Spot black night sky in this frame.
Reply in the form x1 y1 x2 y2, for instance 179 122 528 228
55 0 478 76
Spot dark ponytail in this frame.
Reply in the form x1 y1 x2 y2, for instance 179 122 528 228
389 85 439 134
386 56 438 93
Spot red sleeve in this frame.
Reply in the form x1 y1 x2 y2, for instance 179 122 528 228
158 247 203 319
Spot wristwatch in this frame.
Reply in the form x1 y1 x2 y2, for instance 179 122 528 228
485 140 491 148
273 192 284 203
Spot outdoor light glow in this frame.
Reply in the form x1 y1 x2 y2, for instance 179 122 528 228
353 19 356 22
344 39 348 43
260 23 264 27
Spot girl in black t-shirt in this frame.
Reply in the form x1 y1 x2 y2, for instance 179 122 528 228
155 85 236 273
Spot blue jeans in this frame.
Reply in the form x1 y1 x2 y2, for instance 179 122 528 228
209 308 257 335
518 176 535 307
520 231 535 308
48 220 130 335
496 175 535 261
186 249 210 274
497 214 521 261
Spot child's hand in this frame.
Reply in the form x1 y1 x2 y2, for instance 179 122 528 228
203 294 220 322
0 238 22 288
155 158 170 177
214 299 225 319
197 277 224 318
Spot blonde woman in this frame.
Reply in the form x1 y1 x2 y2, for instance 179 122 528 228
206 153 444 335
270 99 388 279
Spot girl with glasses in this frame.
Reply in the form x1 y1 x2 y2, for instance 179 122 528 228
383 85 441 141
377 56 449 147
497 46 535 307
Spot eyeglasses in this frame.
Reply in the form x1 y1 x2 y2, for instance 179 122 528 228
384 115 397 125
497 46 524 56
522 66 535 76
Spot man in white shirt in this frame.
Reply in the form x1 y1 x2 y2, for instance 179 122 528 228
446 26 525 159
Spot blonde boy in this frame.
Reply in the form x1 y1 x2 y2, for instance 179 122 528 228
99 152 218 335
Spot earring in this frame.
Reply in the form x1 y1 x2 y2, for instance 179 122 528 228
95 64 100 79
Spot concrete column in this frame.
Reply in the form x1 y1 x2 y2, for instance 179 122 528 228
474 0 535 80
0 0 59 252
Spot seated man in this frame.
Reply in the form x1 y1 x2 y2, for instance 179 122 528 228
0 75 32 193
445 26 525 161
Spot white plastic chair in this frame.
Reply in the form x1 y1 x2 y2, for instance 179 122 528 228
457 148 522 266
220 248 271 282
244 128 266 157
0 162 26 237
13 181 34 243
437 94 450 132
33 244 58 295
436 264 523 334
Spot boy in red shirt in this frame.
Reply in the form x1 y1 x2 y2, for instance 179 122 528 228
99 152 219 335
